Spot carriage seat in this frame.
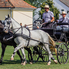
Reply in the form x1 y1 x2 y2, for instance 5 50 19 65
41 28 54 36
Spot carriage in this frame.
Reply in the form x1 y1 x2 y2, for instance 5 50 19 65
28 20 69 64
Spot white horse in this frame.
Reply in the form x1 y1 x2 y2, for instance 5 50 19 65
3 16 58 65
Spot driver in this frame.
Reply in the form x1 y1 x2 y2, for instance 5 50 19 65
42 5 54 29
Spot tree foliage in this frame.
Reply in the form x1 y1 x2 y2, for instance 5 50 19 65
23 0 60 20
39 0 60 20
23 0 46 7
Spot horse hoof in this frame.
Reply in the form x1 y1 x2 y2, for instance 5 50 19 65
0 62 2 65
10 57 14 60
21 62 26 65
54 60 58 64
47 62 51 65
29 62 33 64
0 60 2 64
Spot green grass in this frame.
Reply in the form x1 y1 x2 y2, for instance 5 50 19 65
0 44 69 69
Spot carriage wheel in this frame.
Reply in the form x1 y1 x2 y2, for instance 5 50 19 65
40 48 49 62
28 46 49 62
57 43 68 64
33 47 49 62
28 47 39 62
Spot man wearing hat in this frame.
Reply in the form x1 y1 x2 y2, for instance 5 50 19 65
57 11 69 31
58 11 69 23
42 5 54 28
56 11 69 42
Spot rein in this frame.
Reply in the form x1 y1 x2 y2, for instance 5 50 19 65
14 27 21 34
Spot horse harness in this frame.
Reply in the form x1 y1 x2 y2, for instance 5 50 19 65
16 26 55 47
13 26 53 47
3 20 54 47
14 26 31 46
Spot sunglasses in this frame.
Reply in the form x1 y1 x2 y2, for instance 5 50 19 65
62 14 66 15
45 8 49 9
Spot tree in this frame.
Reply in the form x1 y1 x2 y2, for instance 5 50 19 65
39 0 60 20
23 0 46 7
23 0 60 20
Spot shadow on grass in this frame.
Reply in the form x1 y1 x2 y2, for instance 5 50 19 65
1 60 49 65
2 60 21 65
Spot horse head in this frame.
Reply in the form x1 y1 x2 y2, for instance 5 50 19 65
0 20 4 34
3 15 12 33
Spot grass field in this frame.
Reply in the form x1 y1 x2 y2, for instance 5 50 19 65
0 44 69 69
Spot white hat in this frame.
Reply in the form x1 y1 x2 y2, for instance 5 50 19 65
44 5 49 8
61 11 67 15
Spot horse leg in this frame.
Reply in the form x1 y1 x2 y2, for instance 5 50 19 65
44 44 58 65
11 43 26 65
11 44 23 63
25 47 33 64
0 44 6 64
20 48 27 65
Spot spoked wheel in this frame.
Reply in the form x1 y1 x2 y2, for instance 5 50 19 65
28 47 39 62
28 46 49 62
57 43 68 64
41 48 49 62
33 47 49 62
32 50 39 62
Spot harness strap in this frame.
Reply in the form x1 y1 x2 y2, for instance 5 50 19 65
25 27 30 46
14 27 21 34
14 34 52 46
21 26 30 46
14 26 30 46
21 26 23 35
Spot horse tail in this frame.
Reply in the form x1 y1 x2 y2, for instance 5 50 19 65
46 33 56 46
46 33 57 55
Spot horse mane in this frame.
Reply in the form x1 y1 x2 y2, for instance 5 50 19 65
11 17 20 24
0 21 4 29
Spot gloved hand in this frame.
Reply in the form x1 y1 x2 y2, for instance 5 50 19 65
48 21 51 23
